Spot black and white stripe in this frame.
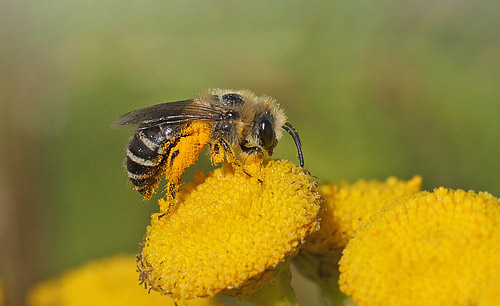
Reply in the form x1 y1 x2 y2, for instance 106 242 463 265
125 125 177 196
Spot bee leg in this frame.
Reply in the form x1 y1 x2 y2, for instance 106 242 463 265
240 145 263 156
220 138 247 175
220 138 237 163
240 168 263 183
159 182 179 217
210 141 225 165
223 140 264 183
167 182 178 199
239 145 267 167
210 138 235 165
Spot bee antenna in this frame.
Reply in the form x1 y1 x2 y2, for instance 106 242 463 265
282 122 304 167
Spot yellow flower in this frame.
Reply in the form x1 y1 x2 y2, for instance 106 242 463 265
293 177 420 305
305 176 422 254
339 187 500 306
27 255 221 306
138 160 321 300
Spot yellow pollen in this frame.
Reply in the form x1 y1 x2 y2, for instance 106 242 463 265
164 121 212 183
138 160 321 300
339 187 500 306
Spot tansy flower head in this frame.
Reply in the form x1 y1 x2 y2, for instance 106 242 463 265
137 160 321 300
339 187 500 306
27 256 220 306
305 176 422 254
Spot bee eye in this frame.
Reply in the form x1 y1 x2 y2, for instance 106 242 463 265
258 119 275 149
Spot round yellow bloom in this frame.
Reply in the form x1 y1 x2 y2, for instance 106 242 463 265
27 256 221 306
305 176 422 254
138 160 321 300
339 187 500 306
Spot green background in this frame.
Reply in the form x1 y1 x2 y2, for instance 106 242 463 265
1 0 499 304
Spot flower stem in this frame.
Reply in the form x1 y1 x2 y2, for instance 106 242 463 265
317 275 353 306
246 266 299 306
293 251 351 306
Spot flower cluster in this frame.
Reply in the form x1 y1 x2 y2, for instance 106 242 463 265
28 153 500 305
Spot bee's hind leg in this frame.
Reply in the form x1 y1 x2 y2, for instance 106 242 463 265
158 182 180 219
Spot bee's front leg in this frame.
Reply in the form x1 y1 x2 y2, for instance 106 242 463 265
219 138 237 163
209 140 224 165
209 138 236 165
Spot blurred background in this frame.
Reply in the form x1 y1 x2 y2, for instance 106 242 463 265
1 0 499 304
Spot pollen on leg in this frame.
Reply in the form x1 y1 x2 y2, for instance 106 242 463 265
209 141 225 165
159 121 212 209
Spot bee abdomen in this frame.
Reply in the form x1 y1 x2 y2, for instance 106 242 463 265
126 158 161 196
126 127 170 196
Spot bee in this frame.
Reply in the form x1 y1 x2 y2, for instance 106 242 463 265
112 88 304 200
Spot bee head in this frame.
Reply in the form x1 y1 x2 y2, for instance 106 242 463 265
253 111 304 167
210 89 304 167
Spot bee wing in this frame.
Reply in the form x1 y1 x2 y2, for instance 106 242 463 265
111 99 225 129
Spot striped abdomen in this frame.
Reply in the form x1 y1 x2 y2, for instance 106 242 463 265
126 125 177 198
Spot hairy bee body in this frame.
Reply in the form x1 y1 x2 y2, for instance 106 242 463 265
113 89 304 200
